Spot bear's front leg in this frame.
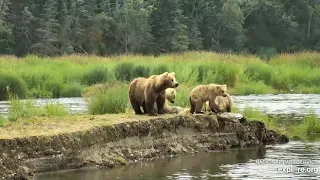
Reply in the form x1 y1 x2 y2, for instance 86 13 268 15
156 91 166 114
145 95 157 116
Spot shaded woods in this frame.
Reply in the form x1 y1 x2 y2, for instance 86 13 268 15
1 0 320 57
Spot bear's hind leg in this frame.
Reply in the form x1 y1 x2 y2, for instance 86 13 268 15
131 101 143 115
142 101 147 114
189 97 196 114
156 91 166 114
195 101 204 114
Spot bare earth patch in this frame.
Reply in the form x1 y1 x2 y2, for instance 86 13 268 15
0 114 175 139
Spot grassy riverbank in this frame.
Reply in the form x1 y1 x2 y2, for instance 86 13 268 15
0 94 319 141
0 51 320 101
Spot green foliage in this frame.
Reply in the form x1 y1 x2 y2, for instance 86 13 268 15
0 115 9 127
257 47 278 61
87 84 128 115
233 81 275 95
0 52 319 98
196 65 210 83
81 66 110 86
0 73 28 100
7 94 69 121
132 65 151 78
244 62 274 85
152 65 169 75
3 0 320 56
114 62 135 81
213 62 241 87
295 112 320 136
44 103 69 117
7 95 43 121
61 83 83 97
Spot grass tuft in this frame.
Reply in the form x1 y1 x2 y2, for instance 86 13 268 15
87 83 128 115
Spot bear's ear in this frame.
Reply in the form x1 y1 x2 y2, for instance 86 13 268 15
169 72 175 76
162 72 169 79
222 84 227 88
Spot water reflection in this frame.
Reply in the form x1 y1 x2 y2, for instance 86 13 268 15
37 141 320 180
37 147 266 180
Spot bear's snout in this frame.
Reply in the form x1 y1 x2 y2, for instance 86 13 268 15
223 94 227 97
171 100 175 103
175 82 179 87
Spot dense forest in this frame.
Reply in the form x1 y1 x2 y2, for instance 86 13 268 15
0 0 320 57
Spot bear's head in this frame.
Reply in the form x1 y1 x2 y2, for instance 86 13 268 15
216 84 228 97
209 84 228 97
165 88 176 103
162 72 179 88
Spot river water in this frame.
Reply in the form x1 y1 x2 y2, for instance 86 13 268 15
1 94 320 179
0 94 320 119
37 140 320 180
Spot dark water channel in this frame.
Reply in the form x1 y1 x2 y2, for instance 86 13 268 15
1 94 319 179
37 140 320 180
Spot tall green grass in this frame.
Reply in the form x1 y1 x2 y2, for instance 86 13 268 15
87 83 129 115
241 106 320 140
7 94 69 122
0 51 320 100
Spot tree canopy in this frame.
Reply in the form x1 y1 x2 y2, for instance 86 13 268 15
1 0 320 57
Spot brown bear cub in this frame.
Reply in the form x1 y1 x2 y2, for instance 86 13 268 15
189 84 228 114
203 93 233 113
163 88 183 114
128 72 179 116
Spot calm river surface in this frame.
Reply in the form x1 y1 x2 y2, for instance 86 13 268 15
1 94 320 179
0 94 320 119
37 140 320 180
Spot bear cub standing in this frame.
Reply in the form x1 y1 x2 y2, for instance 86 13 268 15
189 84 228 114
128 72 179 116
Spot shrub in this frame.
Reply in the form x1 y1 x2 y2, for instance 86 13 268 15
0 115 9 127
7 95 44 121
45 80 64 98
295 112 320 136
114 62 135 81
196 65 210 83
7 94 70 121
214 62 241 87
152 64 169 75
132 65 151 78
233 81 275 95
87 83 128 114
61 83 83 97
244 62 274 85
44 103 69 116
81 66 110 85
0 73 28 100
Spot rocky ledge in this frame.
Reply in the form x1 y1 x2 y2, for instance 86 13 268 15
0 113 289 179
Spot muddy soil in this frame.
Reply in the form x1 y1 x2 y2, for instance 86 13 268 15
0 113 289 179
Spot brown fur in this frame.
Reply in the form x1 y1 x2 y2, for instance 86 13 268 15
203 93 233 113
189 84 228 114
128 72 179 116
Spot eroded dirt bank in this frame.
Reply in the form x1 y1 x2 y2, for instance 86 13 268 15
0 113 289 179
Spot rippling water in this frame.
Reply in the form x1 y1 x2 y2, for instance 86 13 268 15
0 94 320 119
37 140 320 180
